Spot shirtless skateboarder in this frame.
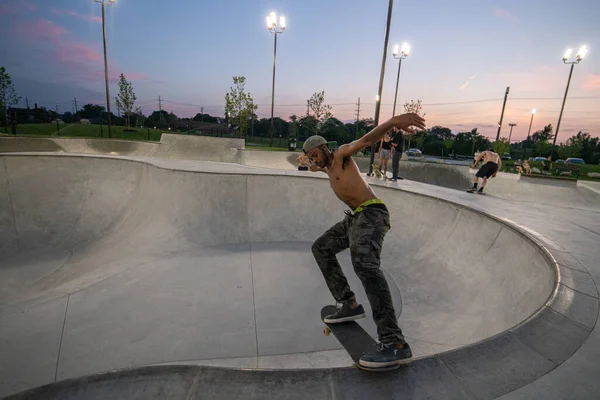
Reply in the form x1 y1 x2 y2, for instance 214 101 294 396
468 148 502 194
296 113 426 369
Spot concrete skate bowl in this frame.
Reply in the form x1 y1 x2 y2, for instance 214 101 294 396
0 154 559 398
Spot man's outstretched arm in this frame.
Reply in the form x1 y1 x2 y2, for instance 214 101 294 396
336 113 426 159
472 152 485 168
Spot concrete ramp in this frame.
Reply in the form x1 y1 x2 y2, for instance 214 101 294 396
0 153 559 398
0 136 158 157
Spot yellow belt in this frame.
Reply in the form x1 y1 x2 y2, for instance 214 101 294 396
353 198 385 214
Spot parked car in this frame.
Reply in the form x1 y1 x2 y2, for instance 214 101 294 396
502 153 512 160
407 148 422 157
565 158 585 165
556 159 565 164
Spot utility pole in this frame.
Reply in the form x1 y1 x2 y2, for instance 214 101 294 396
496 86 510 142
200 106 204 123
25 97 30 109
72 97 78 113
158 95 164 125
306 100 309 116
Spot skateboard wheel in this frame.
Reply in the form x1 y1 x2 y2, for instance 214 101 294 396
323 327 331 336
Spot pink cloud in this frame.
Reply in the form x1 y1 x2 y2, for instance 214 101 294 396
14 19 67 45
51 8 102 24
583 75 600 89
13 19 148 85
0 4 17 14
0 0 36 14
493 8 517 21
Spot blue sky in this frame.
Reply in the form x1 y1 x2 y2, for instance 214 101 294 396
2 0 599 142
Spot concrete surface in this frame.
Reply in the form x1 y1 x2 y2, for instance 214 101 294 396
3 135 599 212
1 149 598 399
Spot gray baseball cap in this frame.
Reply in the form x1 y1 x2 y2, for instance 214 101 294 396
302 135 327 153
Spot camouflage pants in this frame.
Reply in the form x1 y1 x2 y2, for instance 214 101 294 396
311 203 405 345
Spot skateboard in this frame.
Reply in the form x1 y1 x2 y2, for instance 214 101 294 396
466 189 486 195
320 305 399 372
371 164 387 179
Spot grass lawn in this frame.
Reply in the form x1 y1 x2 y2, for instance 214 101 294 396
502 160 600 181
10 123 165 142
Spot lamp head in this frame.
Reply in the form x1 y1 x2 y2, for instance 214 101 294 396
401 42 410 57
576 45 588 61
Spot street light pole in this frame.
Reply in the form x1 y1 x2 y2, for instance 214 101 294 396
524 109 535 160
368 0 394 176
391 42 410 117
266 12 286 147
508 123 516 143
554 45 587 146
94 0 114 139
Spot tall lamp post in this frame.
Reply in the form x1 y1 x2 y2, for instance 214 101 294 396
554 45 588 146
266 11 286 147
392 42 409 154
94 0 114 139
367 0 394 176
508 123 517 143
524 109 535 160
391 42 410 117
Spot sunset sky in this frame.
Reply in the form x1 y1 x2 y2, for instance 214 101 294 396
2 0 598 143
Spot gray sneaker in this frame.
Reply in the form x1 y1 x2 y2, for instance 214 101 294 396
323 303 366 323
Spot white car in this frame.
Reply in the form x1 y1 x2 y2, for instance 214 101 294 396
407 148 422 157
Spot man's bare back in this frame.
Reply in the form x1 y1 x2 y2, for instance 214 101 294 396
480 150 500 165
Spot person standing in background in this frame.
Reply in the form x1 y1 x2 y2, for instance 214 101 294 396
390 128 404 181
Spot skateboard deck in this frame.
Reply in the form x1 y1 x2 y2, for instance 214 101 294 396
466 189 486 195
371 164 384 178
320 305 399 372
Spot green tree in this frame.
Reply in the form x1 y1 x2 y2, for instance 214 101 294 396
429 126 453 141
564 131 598 163
403 99 426 149
319 117 349 143
493 138 510 157
133 106 145 127
146 110 177 127
193 113 218 123
298 115 319 139
0 66 21 127
535 140 553 157
454 128 490 155
444 138 455 155
307 90 332 124
77 104 106 119
225 76 257 138
558 143 581 159
530 124 554 144
115 73 137 129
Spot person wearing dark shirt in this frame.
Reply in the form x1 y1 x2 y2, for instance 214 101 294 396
390 128 404 181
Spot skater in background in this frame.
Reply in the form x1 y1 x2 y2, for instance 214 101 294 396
468 148 501 194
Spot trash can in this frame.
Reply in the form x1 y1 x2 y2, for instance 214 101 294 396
288 137 297 151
